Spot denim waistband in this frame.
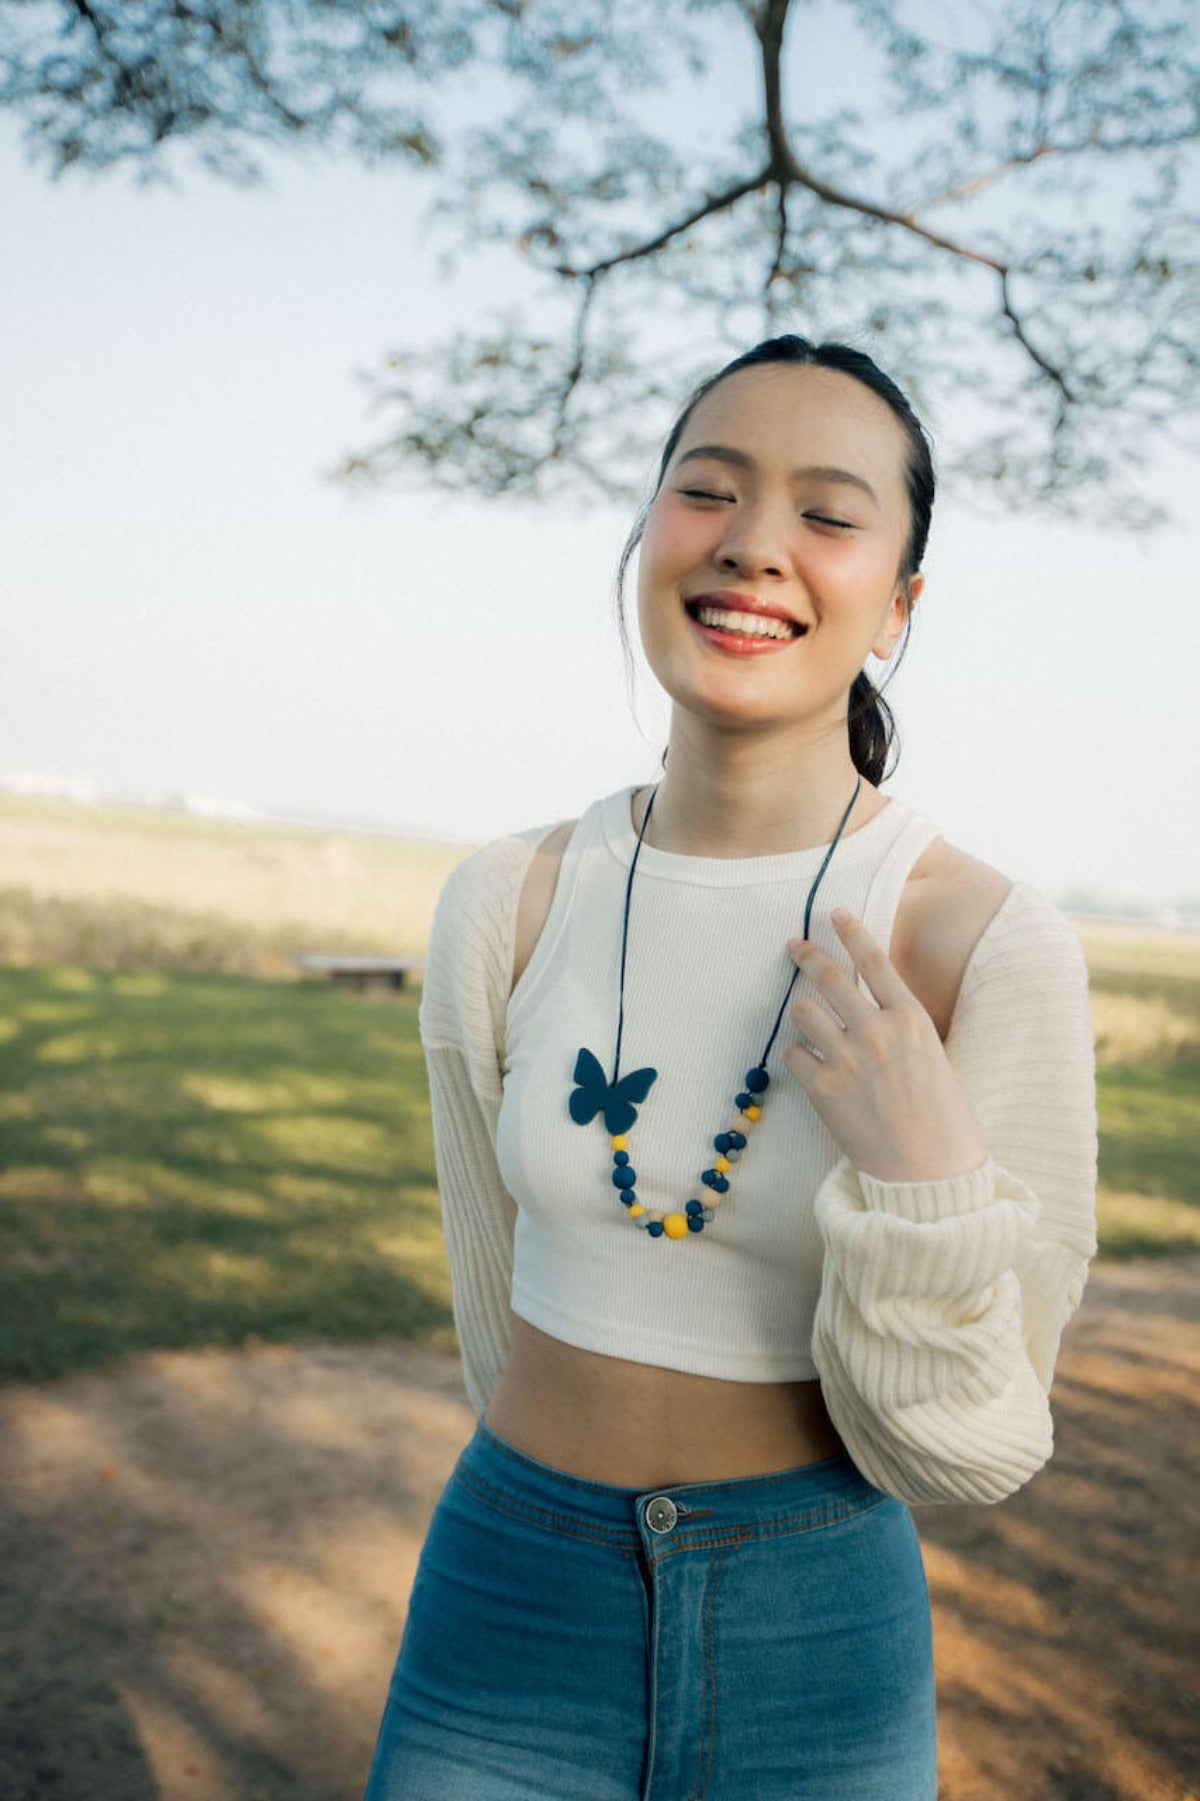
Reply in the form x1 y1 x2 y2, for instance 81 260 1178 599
454 1418 891 1552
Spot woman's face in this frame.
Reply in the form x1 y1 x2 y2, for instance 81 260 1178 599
635 362 923 736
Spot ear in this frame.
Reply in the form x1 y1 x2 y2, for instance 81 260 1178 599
872 572 922 662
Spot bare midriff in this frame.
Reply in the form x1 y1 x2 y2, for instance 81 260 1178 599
483 1315 845 1489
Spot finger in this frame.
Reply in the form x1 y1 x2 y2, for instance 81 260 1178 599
788 936 879 1027
781 1039 829 1086
788 995 845 1060
829 910 915 1009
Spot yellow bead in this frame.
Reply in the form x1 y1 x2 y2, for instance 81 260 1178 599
714 1155 731 1174
745 1104 762 1122
611 1134 628 1151
628 1203 645 1218
663 1212 689 1239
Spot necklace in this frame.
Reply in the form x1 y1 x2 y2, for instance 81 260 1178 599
567 776 863 1241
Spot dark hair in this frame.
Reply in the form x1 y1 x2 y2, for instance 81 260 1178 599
615 335 936 787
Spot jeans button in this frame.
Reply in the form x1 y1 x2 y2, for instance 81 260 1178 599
645 1495 678 1534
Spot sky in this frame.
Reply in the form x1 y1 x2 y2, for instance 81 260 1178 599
2 15 1198 913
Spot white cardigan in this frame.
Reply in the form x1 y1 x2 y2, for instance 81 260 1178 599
417 823 1099 1507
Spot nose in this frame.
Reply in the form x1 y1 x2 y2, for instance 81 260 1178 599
713 497 793 579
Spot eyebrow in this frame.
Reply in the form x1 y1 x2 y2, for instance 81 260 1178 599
675 445 880 508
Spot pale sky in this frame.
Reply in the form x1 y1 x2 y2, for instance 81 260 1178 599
2 22 1198 912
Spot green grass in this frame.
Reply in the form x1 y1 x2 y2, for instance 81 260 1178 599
1094 1057 1200 1257
0 964 455 1382
0 954 1196 1384
0 795 1196 1382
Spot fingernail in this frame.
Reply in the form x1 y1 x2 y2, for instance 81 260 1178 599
831 908 850 926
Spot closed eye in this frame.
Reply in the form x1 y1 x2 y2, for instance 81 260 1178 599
679 487 734 503
805 513 855 529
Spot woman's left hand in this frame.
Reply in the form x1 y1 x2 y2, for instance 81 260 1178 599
782 911 987 1184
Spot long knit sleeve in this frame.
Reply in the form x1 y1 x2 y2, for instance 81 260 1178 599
809 882 1099 1507
417 831 541 1415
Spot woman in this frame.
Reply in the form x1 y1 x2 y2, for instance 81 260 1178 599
362 336 1099 1800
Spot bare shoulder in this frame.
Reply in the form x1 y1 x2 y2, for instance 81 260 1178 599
511 817 579 995
894 837 1016 1042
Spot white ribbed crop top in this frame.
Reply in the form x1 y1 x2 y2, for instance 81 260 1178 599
494 784 945 1382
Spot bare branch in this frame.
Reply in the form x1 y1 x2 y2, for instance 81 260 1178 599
766 183 789 294
551 169 772 280
920 145 1060 211
551 272 599 455
1000 270 1076 404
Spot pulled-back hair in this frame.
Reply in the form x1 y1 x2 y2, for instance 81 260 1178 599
615 335 936 786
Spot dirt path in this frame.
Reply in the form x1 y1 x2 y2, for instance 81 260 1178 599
1 1260 1196 1801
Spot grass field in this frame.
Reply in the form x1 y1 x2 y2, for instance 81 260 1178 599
1 793 1196 1383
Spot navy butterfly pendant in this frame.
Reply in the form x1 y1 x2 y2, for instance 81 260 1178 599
569 1047 658 1137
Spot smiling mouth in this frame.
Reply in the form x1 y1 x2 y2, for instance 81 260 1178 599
684 599 807 642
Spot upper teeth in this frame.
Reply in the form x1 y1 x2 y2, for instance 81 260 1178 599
694 605 797 640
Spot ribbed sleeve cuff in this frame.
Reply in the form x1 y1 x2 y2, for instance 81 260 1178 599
854 1153 997 1222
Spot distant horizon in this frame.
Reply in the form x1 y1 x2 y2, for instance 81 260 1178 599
4 769 1196 929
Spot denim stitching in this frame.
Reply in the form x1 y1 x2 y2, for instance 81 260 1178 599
649 1490 891 1561
689 1542 722 1801
641 1527 662 1801
452 1465 638 1548
453 1459 890 1562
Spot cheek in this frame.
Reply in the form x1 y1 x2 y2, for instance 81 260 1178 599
637 505 681 579
634 512 683 628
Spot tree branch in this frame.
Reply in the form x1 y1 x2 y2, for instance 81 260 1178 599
764 180 789 324
1000 269 1075 404
551 272 599 453
753 1 1081 402
551 169 771 279
920 144 1060 211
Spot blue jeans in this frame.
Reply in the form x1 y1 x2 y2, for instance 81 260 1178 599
362 1418 937 1800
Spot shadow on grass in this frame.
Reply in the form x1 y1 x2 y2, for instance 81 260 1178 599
0 965 455 1381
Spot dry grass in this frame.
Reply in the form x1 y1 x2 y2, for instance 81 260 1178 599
1089 989 1199 1066
0 794 472 975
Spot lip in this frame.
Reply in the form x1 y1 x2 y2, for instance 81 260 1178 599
682 590 809 656
683 590 808 630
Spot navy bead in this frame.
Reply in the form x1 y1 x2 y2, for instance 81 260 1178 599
687 1215 705 1232
746 1066 770 1092
713 1132 731 1154
613 1150 630 1166
685 1199 703 1217
711 1174 730 1193
612 1165 637 1189
647 1220 665 1238
728 1131 747 1150
736 1091 753 1111
701 1168 718 1188
621 1192 636 1207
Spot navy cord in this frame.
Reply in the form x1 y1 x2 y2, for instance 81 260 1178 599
613 775 863 1083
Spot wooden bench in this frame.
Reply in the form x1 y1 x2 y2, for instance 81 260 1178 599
292 954 425 995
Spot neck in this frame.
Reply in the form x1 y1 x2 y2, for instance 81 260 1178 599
639 714 877 858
